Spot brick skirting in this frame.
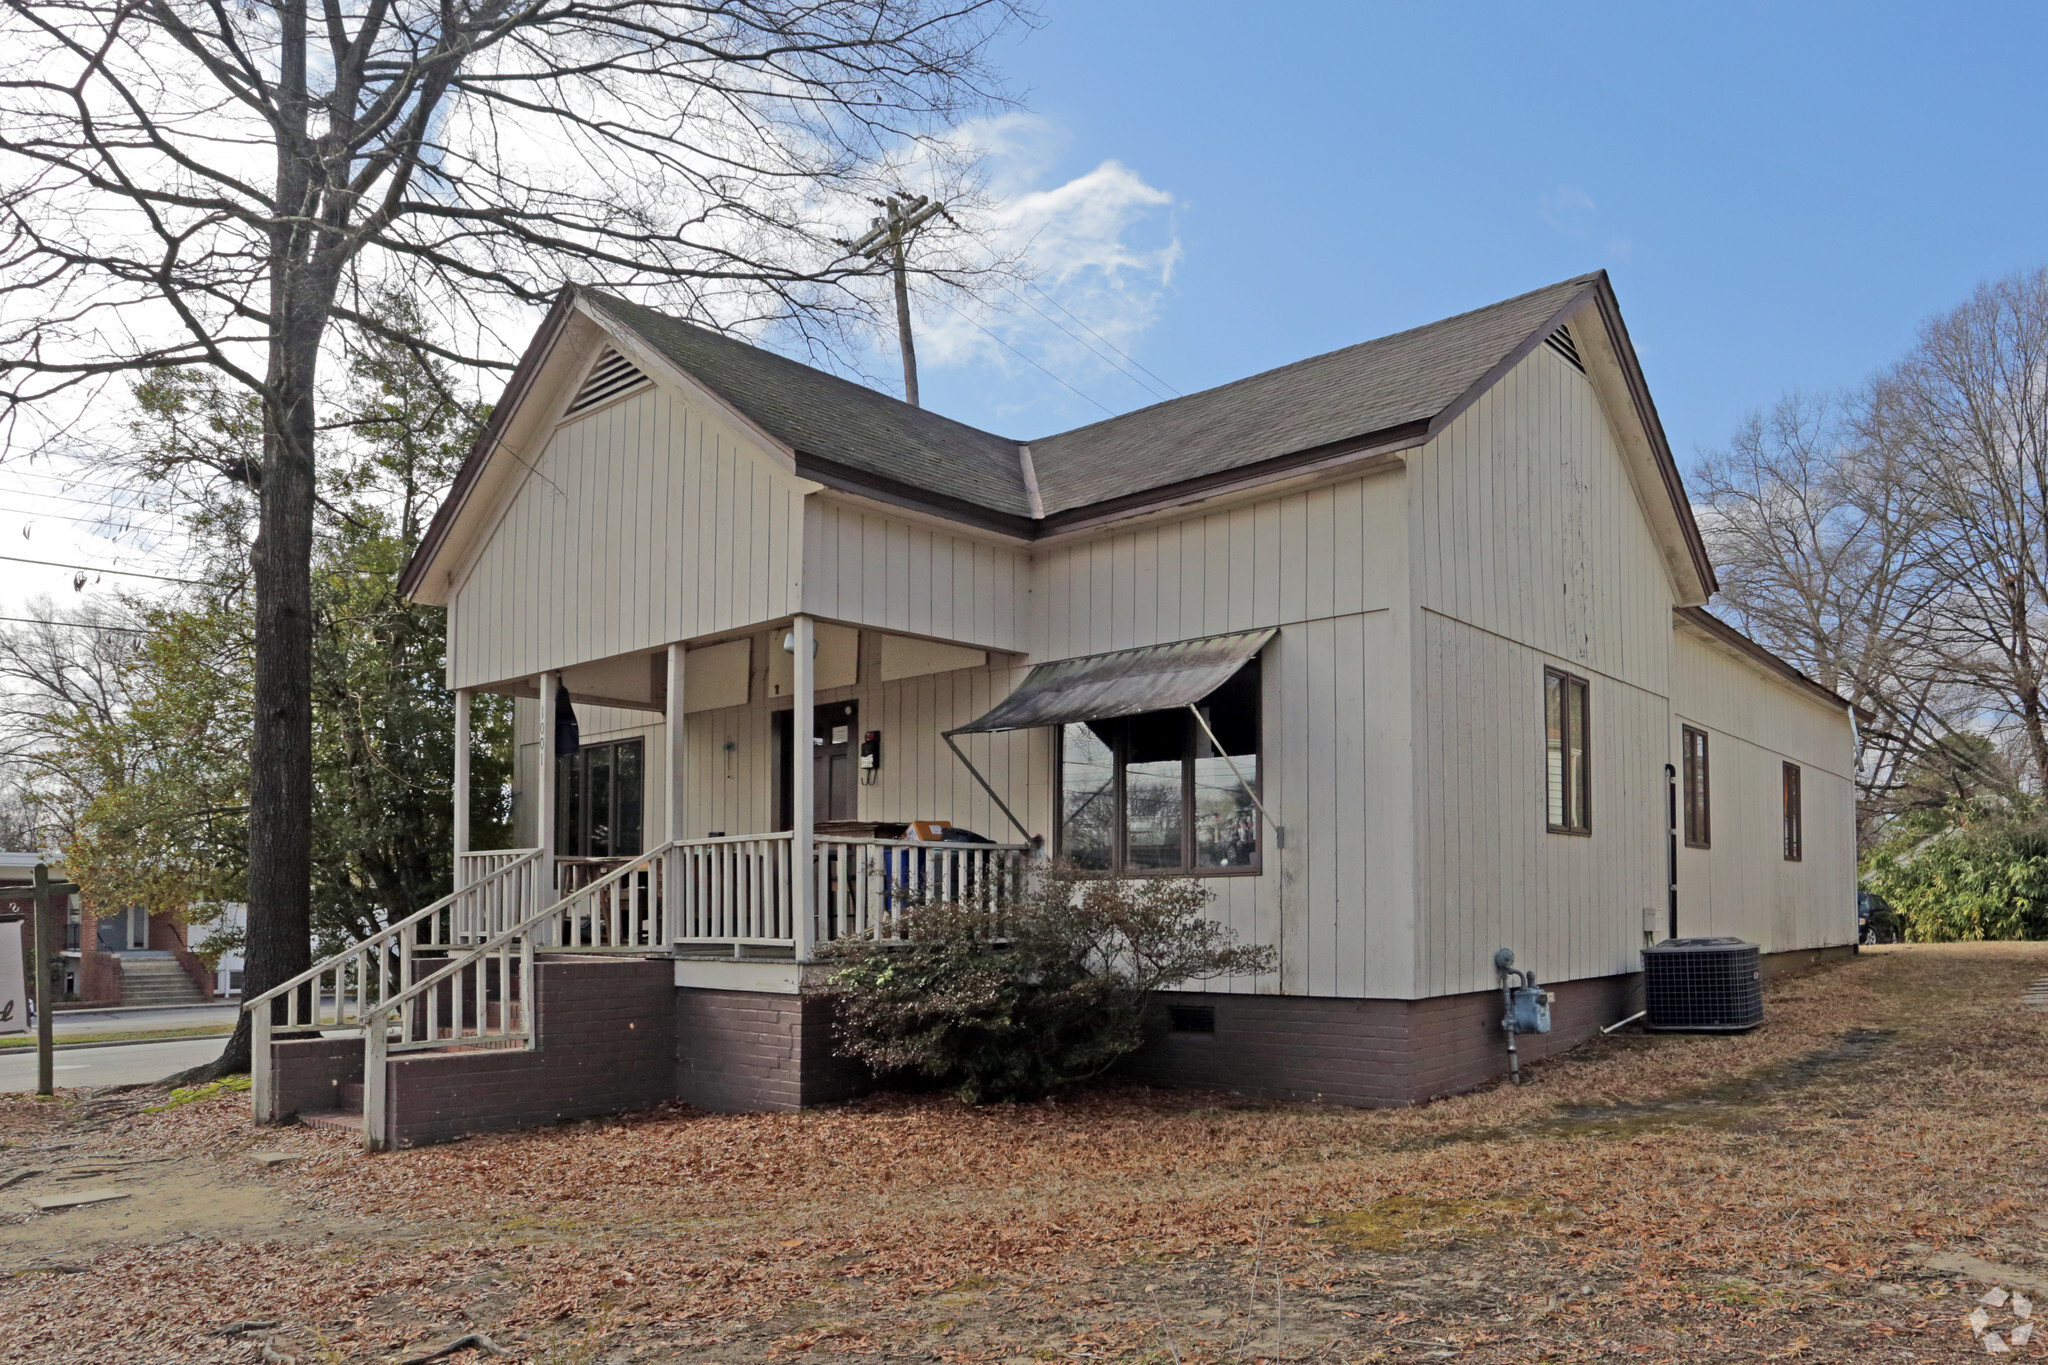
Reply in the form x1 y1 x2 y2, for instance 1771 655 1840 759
265 943 1854 1143
381 957 675 1148
673 988 869 1113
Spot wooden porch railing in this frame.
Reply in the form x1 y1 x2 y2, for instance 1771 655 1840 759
245 834 1032 1148
812 837 1029 944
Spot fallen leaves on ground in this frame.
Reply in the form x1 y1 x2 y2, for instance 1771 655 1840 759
1 942 2044 1363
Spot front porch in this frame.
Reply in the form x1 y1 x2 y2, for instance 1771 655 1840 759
250 613 1037 1147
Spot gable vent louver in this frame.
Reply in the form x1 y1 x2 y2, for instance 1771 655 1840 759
563 346 652 418
1544 324 1586 374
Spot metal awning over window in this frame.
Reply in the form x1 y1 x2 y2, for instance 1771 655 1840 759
949 628 1276 735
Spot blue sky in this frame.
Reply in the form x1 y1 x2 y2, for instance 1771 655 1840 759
911 1 2048 467
6 3 2042 610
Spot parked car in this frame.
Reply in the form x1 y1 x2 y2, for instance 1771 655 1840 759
1858 889 1901 944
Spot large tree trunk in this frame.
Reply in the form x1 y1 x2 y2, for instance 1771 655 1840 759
179 3 321 1080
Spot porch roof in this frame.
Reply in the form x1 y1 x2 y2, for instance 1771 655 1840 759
949 629 1274 734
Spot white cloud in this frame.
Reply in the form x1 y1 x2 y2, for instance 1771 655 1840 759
896 114 1183 420
1540 185 1597 237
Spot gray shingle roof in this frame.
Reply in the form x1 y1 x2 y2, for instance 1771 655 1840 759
581 292 1036 518
584 274 1598 524
1027 275 1596 514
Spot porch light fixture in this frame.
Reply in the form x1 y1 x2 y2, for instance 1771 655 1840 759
781 630 819 657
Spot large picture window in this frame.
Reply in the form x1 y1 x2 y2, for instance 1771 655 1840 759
1545 668 1591 834
1682 725 1711 848
1056 660 1261 874
556 738 644 859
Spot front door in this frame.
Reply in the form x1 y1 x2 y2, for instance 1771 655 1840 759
773 702 859 828
814 701 858 823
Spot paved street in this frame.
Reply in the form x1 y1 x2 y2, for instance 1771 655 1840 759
49 1003 240 1037
0 1037 225 1092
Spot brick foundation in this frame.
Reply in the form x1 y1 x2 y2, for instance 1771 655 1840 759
267 1036 362 1122
672 988 869 1112
266 942 1854 1143
380 957 675 1148
1126 943 1842 1107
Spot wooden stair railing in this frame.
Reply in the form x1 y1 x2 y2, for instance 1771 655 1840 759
243 849 542 1126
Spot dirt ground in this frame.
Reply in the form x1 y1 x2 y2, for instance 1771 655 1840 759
2 943 2045 1364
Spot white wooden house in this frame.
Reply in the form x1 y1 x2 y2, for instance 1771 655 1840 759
249 272 1861 1146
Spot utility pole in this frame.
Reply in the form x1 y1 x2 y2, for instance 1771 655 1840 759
848 194 946 407
31 863 79 1097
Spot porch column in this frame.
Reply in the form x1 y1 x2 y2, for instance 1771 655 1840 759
791 614 815 960
537 672 558 898
665 643 686 844
452 687 472 883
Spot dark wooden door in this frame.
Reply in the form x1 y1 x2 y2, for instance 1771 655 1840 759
814 701 858 822
774 702 859 828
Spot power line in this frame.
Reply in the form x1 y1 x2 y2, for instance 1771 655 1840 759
8 507 184 532
931 296 1117 418
1000 289 1175 404
0 554 202 584
0 485 180 516
0 468 159 497
0 615 150 635
1016 281 1184 400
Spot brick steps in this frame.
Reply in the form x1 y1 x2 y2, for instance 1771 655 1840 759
298 1081 364 1133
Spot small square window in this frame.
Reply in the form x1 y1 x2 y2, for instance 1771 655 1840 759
1168 1005 1217 1034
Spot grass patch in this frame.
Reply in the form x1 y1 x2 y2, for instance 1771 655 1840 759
1304 1194 1555 1251
143 1073 251 1112
0 1026 231 1050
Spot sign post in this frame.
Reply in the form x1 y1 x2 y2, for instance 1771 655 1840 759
31 864 81 1098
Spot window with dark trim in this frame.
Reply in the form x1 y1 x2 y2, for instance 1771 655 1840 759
1545 668 1591 834
1682 725 1711 848
1056 659 1261 874
1782 762 1803 862
555 738 644 858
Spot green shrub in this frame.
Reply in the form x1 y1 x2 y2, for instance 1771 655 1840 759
816 862 1275 1103
1862 817 2048 941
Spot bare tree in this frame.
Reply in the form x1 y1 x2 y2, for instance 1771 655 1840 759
1692 393 1960 826
0 0 1027 1074
1869 269 2048 792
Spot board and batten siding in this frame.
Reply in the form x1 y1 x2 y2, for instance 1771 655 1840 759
448 382 807 692
800 500 1031 653
1408 344 1681 996
1413 613 1670 997
1020 470 1415 999
1670 629 1857 953
1409 344 1673 698
1027 472 1406 661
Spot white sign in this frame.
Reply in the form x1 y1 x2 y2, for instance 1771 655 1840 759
0 921 25 1036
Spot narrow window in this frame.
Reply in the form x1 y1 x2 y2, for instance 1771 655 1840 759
1782 762 1803 861
1055 658 1262 874
1682 725 1711 848
1545 668 1591 834
555 738 645 858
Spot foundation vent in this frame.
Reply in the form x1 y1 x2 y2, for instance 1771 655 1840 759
1168 1005 1217 1034
564 346 652 418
